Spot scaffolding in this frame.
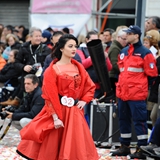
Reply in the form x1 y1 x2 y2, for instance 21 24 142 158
91 0 146 35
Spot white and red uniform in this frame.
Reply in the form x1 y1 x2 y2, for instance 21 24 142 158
116 41 158 147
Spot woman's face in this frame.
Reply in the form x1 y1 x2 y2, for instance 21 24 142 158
8 37 15 46
143 40 151 49
0 47 4 54
8 51 15 62
61 39 77 58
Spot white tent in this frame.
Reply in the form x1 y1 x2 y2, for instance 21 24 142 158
30 0 92 36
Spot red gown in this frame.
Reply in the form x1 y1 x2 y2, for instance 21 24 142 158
17 59 99 160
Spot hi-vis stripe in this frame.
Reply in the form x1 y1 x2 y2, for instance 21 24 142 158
119 67 144 72
137 134 148 140
120 68 124 72
121 133 132 138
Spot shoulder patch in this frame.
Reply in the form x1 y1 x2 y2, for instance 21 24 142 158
120 53 125 60
149 63 154 69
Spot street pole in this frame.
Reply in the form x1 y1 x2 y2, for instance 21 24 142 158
135 0 146 39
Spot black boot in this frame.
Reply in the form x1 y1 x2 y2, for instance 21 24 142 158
110 144 131 156
127 146 146 159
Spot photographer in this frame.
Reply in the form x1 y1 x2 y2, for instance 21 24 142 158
2 27 51 106
4 74 44 130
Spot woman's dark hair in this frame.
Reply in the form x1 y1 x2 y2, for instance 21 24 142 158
11 49 19 59
0 43 6 51
51 34 78 60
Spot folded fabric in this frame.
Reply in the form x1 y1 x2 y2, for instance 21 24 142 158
20 109 54 143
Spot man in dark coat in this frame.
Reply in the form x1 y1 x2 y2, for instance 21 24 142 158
108 28 128 96
6 27 51 106
15 27 51 72
5 74 44 130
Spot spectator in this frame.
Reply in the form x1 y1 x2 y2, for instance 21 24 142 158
143 34 160 126
77 34 85 45
25 34 31 42
0 49 22 89
77 31 112 124
2 27 51 106
50 31 63 47
77 31 112 92
0 43 5 54
110 25 158 159
0 24 4 30
98 31 105 42
0 43 6 70
62 27 70 34
143 35 159 50
42 31 64 73
103 28 115 52
18 25 29 42
17 34 98 160
108 28 128 96
146 29 160 43
145 16 160 32
3 25 13 35
2 33 21 60
111 32 116 41
115 25 128 35
1 25 13 43
45 27 54 35
0 24 4 40
41 30 52 49
5 74 44 130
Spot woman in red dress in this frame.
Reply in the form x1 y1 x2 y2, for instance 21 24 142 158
17 34 99 160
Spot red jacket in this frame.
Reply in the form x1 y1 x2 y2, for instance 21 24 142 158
77 48 112 89
116 42 158 101
77 49 112 71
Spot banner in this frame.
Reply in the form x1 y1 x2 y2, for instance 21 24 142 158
31 0 92 14
30 14 91 37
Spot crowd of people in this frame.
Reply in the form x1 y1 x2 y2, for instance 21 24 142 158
0 16 160 159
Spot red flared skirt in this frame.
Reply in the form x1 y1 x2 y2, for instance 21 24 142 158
17 105 99 160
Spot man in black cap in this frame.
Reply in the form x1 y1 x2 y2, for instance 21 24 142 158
41 30 52 49
110 25 158 159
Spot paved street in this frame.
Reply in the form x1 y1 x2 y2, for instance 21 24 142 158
0 119 25 160
0 119 155 160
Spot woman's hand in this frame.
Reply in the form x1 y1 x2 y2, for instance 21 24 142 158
54 119 64 129
76 100 86 110
52 114 64 129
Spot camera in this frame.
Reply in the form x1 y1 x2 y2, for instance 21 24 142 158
0 105 17 120
30 65 38 74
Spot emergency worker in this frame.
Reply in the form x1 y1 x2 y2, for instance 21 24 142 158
110 25 158 159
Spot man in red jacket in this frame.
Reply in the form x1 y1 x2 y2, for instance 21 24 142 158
76 31 112 125
110 25 158 159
